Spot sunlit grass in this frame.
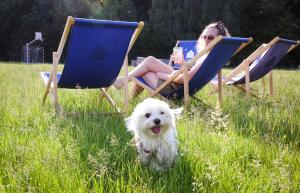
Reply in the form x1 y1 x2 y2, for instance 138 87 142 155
0 62 299 192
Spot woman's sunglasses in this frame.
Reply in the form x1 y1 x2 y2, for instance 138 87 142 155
202 35 215 40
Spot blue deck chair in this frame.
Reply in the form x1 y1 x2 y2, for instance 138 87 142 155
132 36 252 108
211 37 300 97
40 16 144 112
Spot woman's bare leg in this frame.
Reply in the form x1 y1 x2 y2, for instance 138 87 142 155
114 56 173 89
142 72 160 89
131 70 165 97
128 56 173 77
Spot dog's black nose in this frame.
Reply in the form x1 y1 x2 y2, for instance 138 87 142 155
154 118 161 125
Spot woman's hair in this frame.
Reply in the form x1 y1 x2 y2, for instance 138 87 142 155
205 21 230 36
196 21 230 52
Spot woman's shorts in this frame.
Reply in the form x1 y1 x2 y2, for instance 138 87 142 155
157 79 183 96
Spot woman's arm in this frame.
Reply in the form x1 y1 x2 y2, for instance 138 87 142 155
156 70 182 83
173 56 206 83
156 72 172 80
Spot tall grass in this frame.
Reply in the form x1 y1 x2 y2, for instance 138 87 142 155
0 63 299 192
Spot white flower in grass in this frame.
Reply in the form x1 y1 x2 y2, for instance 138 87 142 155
209 108 229 133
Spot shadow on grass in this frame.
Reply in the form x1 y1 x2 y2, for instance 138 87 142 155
224 97 300 150
58 107 194 192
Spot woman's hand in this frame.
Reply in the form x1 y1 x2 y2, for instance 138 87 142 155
171 48 184 65
170 70 179 77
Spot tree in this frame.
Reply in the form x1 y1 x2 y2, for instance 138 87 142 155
0 0 299 67
93 0 136 21
0 0 94 61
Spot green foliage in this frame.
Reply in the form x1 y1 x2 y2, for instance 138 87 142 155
0 0 299 67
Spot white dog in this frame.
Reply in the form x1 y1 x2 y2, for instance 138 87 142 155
125 98 183 171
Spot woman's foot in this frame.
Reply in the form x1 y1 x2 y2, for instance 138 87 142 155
113 77 124 89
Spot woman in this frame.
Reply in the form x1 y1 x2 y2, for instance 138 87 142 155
113 21 230 96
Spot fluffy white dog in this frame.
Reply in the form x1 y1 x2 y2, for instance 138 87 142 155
125 98 183 171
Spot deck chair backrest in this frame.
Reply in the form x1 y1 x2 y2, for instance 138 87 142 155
164 37 250 98
232 38 298 84
58 18 139 88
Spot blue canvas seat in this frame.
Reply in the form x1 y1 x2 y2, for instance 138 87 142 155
132 36 252 108
41 16 144 112
211 37 300 97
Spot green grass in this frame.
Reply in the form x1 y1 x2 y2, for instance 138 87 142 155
0 62 299 192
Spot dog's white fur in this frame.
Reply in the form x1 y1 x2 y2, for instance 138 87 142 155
125 98 183 171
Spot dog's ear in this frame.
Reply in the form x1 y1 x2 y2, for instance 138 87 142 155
125 116 136 133
173 107 183 119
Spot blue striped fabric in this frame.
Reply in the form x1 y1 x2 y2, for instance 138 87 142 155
230 38 298 85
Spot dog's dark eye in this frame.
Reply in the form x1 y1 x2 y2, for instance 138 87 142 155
160 111 164 115
145 113 151 118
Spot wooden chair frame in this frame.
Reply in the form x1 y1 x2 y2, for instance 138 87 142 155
42 16 144 113
213 37 300 97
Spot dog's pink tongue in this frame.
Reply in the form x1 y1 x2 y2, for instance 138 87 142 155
151 126 161 134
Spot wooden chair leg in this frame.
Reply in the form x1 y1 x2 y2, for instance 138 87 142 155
261 77 266 95
42 72 53 104
217 71 223 107
269 71 273 97
124 56 129 113
100 88 121 113
52 52 59 111
99 87 109 103
183 60 189 110
244 60 250 97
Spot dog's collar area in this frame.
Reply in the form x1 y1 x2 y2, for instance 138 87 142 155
140 142 152 154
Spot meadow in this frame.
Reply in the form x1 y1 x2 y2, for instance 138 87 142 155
0 62 299 192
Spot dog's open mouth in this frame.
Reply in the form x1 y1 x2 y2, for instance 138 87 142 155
151 126 161 134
